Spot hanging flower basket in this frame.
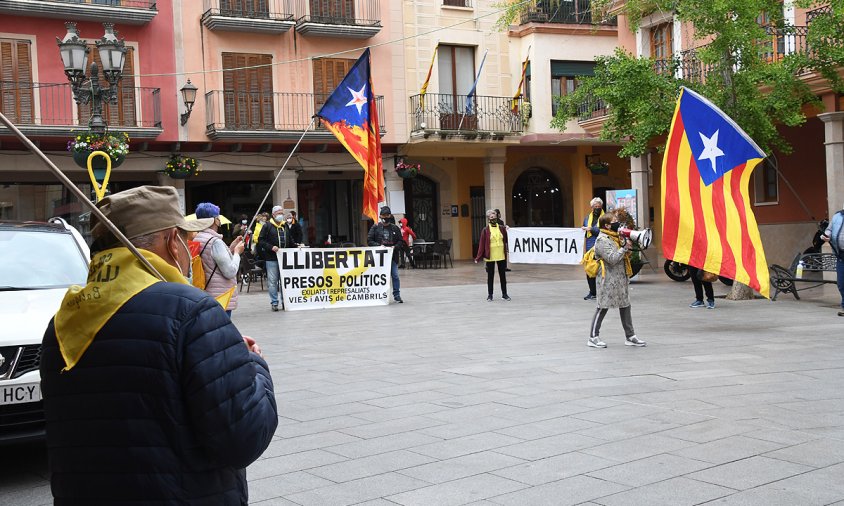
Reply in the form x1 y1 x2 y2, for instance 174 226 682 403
587 161 610 175
395 159 421 179
163 155 201 179
68 130 129 172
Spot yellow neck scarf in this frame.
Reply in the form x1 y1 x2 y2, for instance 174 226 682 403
601 229 633 277
53 248 187 371
586 209 604 238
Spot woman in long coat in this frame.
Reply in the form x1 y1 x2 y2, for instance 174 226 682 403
588 212 646 348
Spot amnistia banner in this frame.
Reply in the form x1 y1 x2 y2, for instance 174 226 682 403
278 247 393 311
507 227 584 264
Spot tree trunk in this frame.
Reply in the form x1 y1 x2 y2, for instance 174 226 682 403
726 281 754 300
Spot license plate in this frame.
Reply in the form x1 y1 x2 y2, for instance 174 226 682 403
0 383 41 405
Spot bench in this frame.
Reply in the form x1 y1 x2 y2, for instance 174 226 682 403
769 252 838 301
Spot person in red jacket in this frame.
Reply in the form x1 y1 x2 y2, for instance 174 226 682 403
399 217 416 268
474 209 511 301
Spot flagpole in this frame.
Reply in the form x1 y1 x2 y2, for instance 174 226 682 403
245 116 317 234
0 111 165 281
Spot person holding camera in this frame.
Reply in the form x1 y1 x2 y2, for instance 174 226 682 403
821 204 844 316
588 212 646 348
368 206 404 303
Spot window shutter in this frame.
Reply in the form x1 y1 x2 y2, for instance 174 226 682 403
549 61 595 77
223 52 272 129
0 39 33 123
313 57 354 112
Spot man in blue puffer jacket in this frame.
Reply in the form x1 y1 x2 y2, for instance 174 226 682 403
41 186 278 505
822 205 844 316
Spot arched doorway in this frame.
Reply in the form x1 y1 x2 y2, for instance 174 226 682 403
403 175 438 240
511 168 564 226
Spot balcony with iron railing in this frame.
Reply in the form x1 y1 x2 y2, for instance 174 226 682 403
294 0 381 38
443 0 473 7
202 0 295 33
408 93 524 138
518 0 617 26
0 0 157 25
0 82 162 138
575 93 608 134
204 90 386 140
806 4 832 24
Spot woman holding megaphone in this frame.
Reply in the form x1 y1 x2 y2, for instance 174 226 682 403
587 212 646 348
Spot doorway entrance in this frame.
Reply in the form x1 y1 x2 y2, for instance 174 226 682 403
403 175 438 241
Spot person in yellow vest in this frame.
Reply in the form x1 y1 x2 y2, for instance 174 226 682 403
474 209 511 301
581 197 604 300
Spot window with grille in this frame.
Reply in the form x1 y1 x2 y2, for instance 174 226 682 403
650 22 673 74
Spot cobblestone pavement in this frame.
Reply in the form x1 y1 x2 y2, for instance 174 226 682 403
3 261 843 505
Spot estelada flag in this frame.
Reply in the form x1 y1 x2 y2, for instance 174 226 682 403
316 48 384 222
661 87 770 298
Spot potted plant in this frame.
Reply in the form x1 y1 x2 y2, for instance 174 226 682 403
395 159 421 179
585 154 609 175
68 131 130 176
163 154 201 179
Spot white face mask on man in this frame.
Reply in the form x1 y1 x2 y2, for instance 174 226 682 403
169 233 193 283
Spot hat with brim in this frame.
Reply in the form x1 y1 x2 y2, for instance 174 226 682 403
91 185 214 240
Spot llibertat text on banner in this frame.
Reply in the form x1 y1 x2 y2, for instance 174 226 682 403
507 227 583 264
278 247 393 311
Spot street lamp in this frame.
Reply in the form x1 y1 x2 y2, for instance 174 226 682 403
57 22 127 134
180 79 198 126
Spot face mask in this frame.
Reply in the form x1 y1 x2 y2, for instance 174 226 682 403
381 217 389 222
241 220 247 225
610 222 620 232
286 218 293 224
170 233 193 283
274 215 283 222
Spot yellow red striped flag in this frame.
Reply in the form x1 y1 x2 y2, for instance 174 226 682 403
419 43 439 110
512 50 530 113
661 87 770 298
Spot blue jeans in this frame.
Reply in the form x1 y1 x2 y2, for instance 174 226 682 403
266 260 280 306
837 257 844 309
391 261 401 299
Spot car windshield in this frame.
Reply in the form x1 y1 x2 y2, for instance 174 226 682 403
0 229 89 289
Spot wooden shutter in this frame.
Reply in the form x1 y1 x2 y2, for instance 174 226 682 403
0 39 34 124
77 46 136 127
222 52 273 129
309 0 354 22
312 57 354 111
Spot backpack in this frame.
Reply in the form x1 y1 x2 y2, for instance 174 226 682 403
191 238 218 290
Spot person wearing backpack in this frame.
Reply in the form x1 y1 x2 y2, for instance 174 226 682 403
195 202 244 316
258 206 292 311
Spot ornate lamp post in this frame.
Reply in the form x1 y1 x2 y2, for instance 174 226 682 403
57 22 127 134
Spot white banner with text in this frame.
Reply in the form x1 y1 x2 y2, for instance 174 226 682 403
507 227 583 264
279 247 393 311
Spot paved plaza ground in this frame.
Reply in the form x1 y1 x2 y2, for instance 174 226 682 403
3 261 844 505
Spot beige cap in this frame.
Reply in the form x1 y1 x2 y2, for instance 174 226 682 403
91 185 214 240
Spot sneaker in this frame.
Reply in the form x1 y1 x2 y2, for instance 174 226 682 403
271 304 279 312
625 336 647 347
584 293 596 300
706 300 715 309
588 337 607 348
838 311 844 317
502 295 511 301
486 295 493 302
689 300 705 308
394 296 403 304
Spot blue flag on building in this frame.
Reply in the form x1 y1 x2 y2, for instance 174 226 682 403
465 49 488 115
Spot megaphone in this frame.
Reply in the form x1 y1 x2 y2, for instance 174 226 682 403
619 227 652 249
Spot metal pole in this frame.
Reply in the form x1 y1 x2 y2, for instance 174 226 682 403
242 116 318 236
0 111 164 281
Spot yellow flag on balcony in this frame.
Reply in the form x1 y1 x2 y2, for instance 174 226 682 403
419 43 439 110
512 48 530 114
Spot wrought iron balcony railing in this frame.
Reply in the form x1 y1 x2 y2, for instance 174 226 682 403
0 82 161 136
575 93 608 122
443 0 473 7
806 4 832 24
202 0 295 33
204 90 386 139
518 0 617 26
0 0 157 25
409 93 525 135
294 0 381 38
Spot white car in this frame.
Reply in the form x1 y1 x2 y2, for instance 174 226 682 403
0 218 89 444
